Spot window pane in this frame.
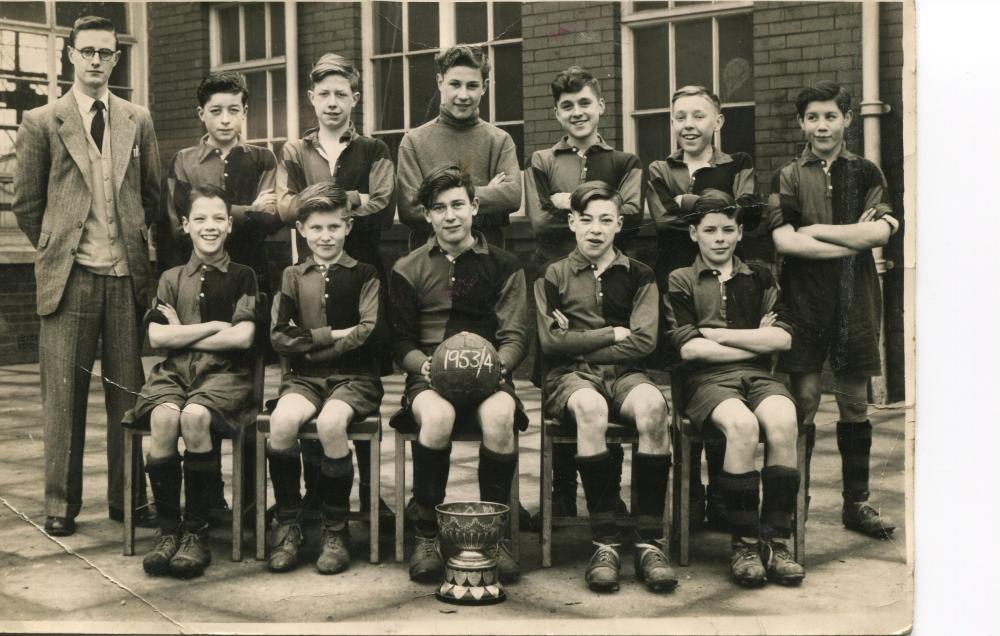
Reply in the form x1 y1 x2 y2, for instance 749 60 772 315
108 44 129 87
374 1 402 55
270 3 285 57
719 14 753 103
721 106 754 158
374 132 404 165
271 139 285 158
374 58 403 130
493 44 522 122
0 79 49 127
632 1 669 10
408 2 438 51
109 87 131 100
633 25 668 110
478 86 490 121
272 69 287 138
244 3 266 61
245 71 268 140
674 19 711 89
493 2 522 40
219 6 241 64
456 2 487 44
56 2 128 32
1 2 45 23
1 31 49 77
408 53 439 128
57 36 73 83
635 113 670 170
497 123 524 167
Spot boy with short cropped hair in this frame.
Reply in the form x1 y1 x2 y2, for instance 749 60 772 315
396 45 522 250
646 85 761 529
265 182 385 575
389 166 529 584
275 53 396 519
536 181 676 594
665 189 804 587
161 71 281 291
123 185 259 578
159 70 282 518
524 65 643 524
769 81 899 539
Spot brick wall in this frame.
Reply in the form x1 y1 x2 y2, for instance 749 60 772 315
147 3 212 173
0 266 39 365
296 3 363 134
521 2 621 158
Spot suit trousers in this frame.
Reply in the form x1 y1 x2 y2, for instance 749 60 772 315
40 265 146 518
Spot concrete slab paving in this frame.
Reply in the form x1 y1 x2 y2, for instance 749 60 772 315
0 360 911 634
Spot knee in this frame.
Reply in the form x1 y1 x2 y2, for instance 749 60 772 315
633 392 668 432
762 416 798 451
569 391 608 431
268 410 303 448
180 404 211 433
480 403 515 448
316 409 351 440
417 406 455 448
719 413 759 445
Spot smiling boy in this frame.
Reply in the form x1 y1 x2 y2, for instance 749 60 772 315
664 189 804 587
123 185 259 578
536 181 675 594
265 183 385 575
769 81 899 539
275 53 396 521
389 166 529 584
396 46 522 250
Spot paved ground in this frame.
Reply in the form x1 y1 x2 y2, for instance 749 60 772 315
0 360 911 634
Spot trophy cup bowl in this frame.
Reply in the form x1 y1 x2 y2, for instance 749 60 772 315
435 501 510 605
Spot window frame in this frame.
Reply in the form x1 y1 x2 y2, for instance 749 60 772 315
361 1 524 142
208 1 295 152
620 0 754 156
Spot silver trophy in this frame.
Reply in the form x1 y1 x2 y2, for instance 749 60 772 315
435 501 510 604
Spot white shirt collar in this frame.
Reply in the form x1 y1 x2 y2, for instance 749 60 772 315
73 86 110 118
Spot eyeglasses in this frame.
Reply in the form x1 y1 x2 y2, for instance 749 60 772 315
72 47 117 62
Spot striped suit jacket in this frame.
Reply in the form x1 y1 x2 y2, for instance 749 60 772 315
13 91 161 316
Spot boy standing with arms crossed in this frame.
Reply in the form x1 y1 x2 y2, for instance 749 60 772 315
276 54 396 519
769 81 898 538
396 45 522 250
665 190 804 587
536 181 675 594
524 66 643 523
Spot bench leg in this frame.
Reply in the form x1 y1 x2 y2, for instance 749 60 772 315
630 443 638 514
256 429 267 561
795 430 807 564
232 430 243 562
394 433 406 563
541 434 553 568
123 431 135 556
679 432 691 566
369 431 380 564
510 434 519 561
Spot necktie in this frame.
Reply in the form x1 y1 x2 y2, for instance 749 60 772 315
91 101 105 152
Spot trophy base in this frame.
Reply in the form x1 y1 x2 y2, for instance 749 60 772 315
435 558 506 605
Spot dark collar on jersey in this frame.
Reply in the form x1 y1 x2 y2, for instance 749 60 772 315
693 253 753 278
797 143 861 167
295 253 359 273
183 251 231 276
302 124 357 147
568 246 631 273
665 146 734 168
196 134 249 163
552 134 614 155
427 230 491 257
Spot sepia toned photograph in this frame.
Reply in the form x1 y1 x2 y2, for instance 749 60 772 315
0 0 918 633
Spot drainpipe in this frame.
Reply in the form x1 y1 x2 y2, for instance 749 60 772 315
860 1 892 403
285 0 300 263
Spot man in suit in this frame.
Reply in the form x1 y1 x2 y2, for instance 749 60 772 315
13 16 161 536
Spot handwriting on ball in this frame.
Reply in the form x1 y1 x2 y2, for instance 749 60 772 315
443 347 495 377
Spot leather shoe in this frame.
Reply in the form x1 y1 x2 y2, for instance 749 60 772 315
44 516 76 536
109 504 159 529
